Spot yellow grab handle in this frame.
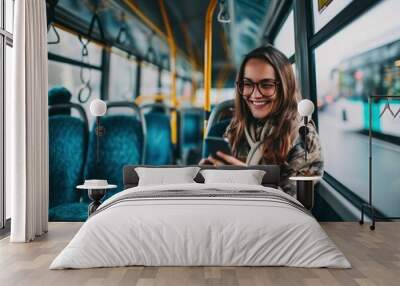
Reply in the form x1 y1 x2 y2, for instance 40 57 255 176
203 0 218 137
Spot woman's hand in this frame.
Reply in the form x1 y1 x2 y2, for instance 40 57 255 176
199 157 214 165
199 152 246 166
199 155 225 166
215 151 247 166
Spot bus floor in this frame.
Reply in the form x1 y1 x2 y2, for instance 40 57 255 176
1 222 399 286
319 111 400 219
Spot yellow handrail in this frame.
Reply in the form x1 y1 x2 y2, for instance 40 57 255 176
159 0 178 145
203 0 218 136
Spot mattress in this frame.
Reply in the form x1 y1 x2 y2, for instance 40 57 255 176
50 183 351 269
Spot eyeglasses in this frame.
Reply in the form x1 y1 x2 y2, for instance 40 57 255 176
236 78 280 97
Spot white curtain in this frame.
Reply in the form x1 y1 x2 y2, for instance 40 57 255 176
7 0 49 242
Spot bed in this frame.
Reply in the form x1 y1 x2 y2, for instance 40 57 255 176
50 165 350 269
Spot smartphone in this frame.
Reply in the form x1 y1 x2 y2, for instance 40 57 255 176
203 136 232 158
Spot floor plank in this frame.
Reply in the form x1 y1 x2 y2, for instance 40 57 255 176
0 222 399 286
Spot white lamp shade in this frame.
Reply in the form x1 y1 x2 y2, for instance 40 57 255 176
298 99 315 117
90 99 107 116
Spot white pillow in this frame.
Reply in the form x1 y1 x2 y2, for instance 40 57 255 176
200 169 266 185
135 167 200 186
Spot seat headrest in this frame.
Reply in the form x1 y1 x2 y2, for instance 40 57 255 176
48 86 72 105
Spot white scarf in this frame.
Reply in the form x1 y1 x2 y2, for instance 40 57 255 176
244 121 273 165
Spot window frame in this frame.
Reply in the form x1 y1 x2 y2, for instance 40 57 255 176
46 26 105 100
1 0 13 233
293 0 383 210
309 0 381 49
219 0 394 217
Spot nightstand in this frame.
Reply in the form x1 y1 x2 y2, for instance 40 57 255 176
289 176 322 210
77 183 117 216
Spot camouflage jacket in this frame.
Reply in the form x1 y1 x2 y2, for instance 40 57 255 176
224 118 324 197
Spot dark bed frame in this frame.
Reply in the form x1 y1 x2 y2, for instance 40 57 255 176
123 165 280 189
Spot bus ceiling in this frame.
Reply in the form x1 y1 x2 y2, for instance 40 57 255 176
46 0 281 88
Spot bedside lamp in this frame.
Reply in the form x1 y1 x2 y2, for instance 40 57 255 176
90 99 107 162
290 99 320 210
298 99 315 162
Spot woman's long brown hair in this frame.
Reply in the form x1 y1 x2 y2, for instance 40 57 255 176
227 46 299 164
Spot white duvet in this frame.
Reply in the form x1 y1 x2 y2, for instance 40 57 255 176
50 183 351 269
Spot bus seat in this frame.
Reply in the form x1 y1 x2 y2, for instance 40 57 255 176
48 86 72 116
206 99 234 138
84 112 144 199
180 108 203 164
48 103 89 222
144 112 173 165
207 119 232 137
140 102 170 114
201 100 234 158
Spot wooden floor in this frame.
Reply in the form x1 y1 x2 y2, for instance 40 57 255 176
0 222 399 286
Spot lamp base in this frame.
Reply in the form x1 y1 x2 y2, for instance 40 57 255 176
96 125 105 136
87 189 106 216
296 180 314 210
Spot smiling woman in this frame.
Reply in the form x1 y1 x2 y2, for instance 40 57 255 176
237 59 281 119
202 46 324 196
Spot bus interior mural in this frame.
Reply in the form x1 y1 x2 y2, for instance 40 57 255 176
40 0 400 224
6 1 400 283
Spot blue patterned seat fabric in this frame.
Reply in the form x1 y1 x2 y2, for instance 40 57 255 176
144 112 173 165
84 115 144 200
182 112 203 146
48 86 72 116
48 115 88 221
181 112 203 164
48 202 88 222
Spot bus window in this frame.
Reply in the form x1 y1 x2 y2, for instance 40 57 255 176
273 9 295 59
180 80 193 107
48 61 102 123
312 0 352 33
48 28 103 122
108 48 137 102
48 28 102 66
315 0 400 217
140 62 160 104
161 69 171 97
